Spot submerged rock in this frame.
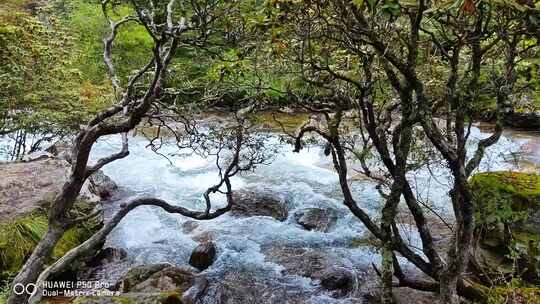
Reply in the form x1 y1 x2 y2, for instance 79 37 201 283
72 292 184 304
189 242 217 271
201 271 314 304
264 246 356 297
182 276 209 304
182 220 199 233
192 230 216 243
294 207 337 232
231 190 289 221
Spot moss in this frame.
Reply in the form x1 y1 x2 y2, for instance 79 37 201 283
0 206 101 280
0 213 48 276
470 172 540 226
485 286 540 304
249 111 309 133
470 171 540 204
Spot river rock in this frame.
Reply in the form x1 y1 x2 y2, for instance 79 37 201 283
231 190 288 221
319 267 354 291
116 263 200 293
130 266 196 293
87 170 118 200
189 242 217 270
77 247 130 287
264 246 355 296
182 276 209 304
46 139 72 162
294 207 337 232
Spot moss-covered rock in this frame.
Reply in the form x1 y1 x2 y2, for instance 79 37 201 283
470 171 540 284
116 264 171 293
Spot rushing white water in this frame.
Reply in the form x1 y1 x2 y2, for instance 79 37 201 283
83 125 539 302
1 124 538 302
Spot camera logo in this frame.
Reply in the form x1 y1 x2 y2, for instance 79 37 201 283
12 283 37 297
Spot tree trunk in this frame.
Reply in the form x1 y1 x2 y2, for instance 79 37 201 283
439 169 475 304
7 226 65 304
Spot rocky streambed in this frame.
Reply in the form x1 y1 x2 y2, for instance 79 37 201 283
1 123 539 304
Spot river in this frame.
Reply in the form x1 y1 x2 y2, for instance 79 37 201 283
76 123 538 303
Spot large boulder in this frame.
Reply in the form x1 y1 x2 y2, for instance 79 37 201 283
231 190 288 221
470 171 540 284
0 157 117 222
294 207 337 232
264 246 355 297
189 242 217 271
0 158 68 220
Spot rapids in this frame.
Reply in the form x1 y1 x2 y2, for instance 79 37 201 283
0 124 538 302
85 124 538 302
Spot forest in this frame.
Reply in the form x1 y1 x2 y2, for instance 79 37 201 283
0 0 539 303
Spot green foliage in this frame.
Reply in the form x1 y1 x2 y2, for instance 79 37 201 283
0 3 112 135
54 0 153 84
